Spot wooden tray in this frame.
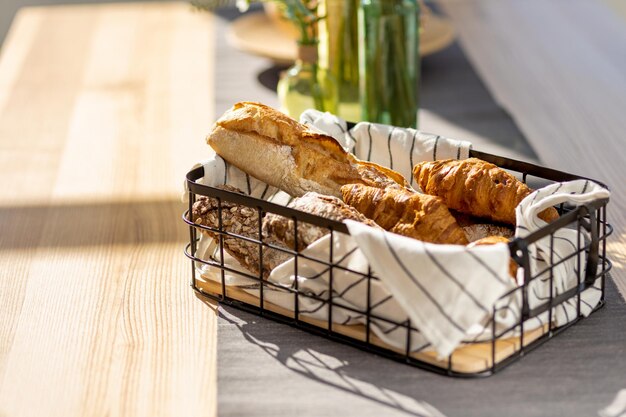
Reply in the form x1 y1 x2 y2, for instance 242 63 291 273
228 12 456 65
197 278 548 374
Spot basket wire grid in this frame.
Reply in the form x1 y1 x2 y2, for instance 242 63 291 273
183 150 612 377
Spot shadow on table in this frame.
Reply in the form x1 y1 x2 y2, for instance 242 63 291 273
215 277 626 417
0 199 187 249
217 304 449 417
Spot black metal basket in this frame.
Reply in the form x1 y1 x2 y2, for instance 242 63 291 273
183 150 612 377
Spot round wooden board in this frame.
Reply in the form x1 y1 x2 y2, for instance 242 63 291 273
227 12 456 65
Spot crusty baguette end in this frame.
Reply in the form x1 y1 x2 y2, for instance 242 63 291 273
207 102 410 197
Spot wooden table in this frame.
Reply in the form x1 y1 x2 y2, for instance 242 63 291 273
0 3 218 416
1 2 625 417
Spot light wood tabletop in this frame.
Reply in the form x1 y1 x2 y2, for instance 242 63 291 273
0 3 218 416
1 1 625 417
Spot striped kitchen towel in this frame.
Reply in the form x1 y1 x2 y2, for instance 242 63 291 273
516 180 610 327
344 220 511 357
343 180 609 357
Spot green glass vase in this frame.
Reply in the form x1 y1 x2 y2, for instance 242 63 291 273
277 44 338 119
318 0 361 122
358 0 420 128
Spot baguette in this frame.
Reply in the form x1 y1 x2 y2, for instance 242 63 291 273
207 102 409 198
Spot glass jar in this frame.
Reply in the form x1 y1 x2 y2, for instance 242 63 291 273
277 43 338 119
317 0 361 122
358 0 420 128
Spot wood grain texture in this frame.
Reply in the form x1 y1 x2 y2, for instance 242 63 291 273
440 0 626 297
197 278 549 375
0 3 217 417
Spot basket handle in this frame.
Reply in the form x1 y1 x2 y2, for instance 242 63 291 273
580 204 599 287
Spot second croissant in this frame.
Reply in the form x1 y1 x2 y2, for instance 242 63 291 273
413 158 559 226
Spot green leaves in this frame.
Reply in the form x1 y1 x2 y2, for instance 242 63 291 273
190 0 320 44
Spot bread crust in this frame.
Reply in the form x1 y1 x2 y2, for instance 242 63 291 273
263 192 382 252
192 187 290 277
215 102 350 159
207 102 409 197
413 158 559 225
341 183 469 245
192 187 382 277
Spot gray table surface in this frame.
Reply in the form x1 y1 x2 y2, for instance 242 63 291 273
217 278 626 417
211 8 626 417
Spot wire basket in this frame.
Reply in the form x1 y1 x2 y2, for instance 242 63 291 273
183 149 612 377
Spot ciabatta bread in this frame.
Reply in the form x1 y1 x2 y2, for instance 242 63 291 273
207 102 409 197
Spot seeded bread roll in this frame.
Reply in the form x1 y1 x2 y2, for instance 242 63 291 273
451 210 515 243
192 186 289 278
263 192 382 251
192 187 382 277
207 102 410 198
467 236 518 280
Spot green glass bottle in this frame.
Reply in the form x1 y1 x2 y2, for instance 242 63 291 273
317 0 361 122
358 0 420 128
277 43 338 119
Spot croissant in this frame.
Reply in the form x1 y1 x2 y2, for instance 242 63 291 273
413 158 559 225
341 184 469 245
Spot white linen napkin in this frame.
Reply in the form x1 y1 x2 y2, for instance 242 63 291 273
344 221 511 357
186 110 609 358
516 180 610 325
